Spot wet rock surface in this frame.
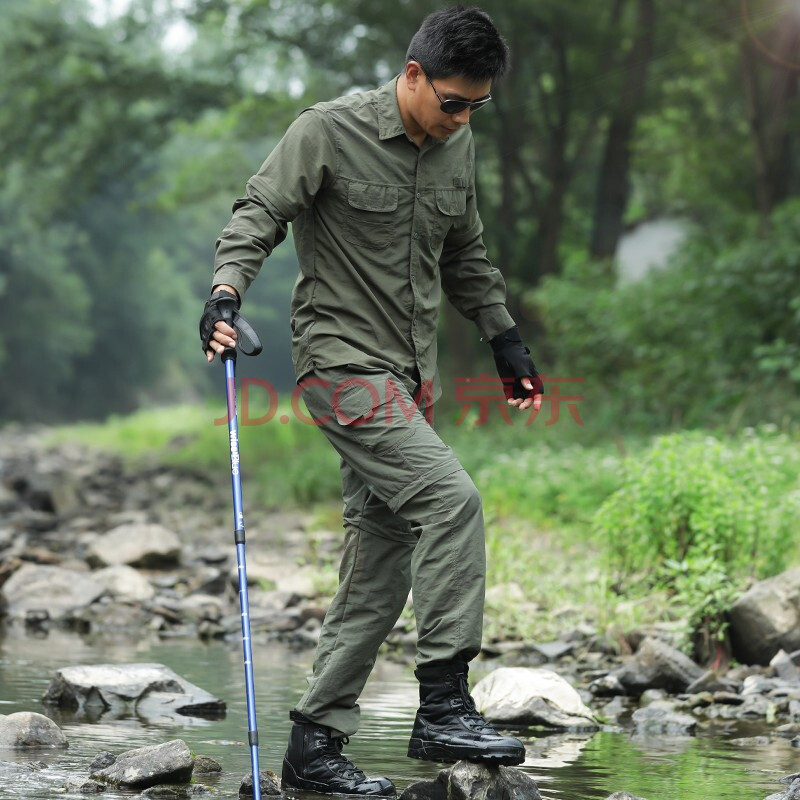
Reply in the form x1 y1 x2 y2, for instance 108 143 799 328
89 738 194 788
472 667 599 730
238 768 282 796
43 662 226 721
1 564 105 621
729 568 800 666
398 761 543 800
631 703 697 735
610 636 704 695
0 711 68 748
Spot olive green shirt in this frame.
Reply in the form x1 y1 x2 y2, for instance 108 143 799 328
213 77 515 402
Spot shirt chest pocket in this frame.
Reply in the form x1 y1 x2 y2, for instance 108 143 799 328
342 182 399 250
433 188 467 245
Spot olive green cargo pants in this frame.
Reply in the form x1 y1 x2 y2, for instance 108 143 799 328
292 366 486 737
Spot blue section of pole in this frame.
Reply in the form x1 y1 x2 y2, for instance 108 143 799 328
224 352 261 800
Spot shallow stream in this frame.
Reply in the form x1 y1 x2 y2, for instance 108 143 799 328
0 627 796 800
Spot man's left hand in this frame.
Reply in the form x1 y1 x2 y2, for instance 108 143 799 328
489 326 543 412
510 377 542 412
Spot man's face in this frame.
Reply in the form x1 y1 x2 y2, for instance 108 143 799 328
407 63 492 140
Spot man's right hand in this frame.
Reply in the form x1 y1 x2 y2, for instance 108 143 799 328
200 285 240 363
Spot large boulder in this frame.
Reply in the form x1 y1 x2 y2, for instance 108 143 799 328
0 564 105 620
90 739 194 789
611 637 703 695
42 663 225 721
0 711 68 748
87 523 181 568
471 667 598 730
399 762 541 800
729 568 800 665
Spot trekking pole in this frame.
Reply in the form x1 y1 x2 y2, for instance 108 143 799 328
220 316 263 798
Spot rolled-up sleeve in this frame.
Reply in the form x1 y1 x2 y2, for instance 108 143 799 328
438 143 515 341
212 109 337 300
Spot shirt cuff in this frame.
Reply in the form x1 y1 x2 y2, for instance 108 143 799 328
211 268 250 304
475 304 516 342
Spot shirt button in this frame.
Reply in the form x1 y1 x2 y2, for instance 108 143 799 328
416 192 422 199
412 232 419 240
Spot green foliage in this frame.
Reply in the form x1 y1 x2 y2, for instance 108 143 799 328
0 0 229 422
593 428 800 645
656 555 741 646
535 199 800 429
594 430 796 578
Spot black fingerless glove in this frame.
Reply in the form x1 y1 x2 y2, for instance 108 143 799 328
199 289 262 357
488 326 542 401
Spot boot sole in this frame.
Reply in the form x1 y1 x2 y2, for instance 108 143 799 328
407 738 525 767
281 758 397 798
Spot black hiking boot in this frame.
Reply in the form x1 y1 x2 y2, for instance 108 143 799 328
282 710 396 796
407 660 525 766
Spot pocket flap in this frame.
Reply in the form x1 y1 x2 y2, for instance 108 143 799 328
435 188 467 216
347 182 399 212
333 376 387 425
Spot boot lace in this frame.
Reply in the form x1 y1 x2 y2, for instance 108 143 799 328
451 672 495 733
317 732 365 781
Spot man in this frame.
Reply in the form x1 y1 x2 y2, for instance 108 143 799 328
200 6 541 797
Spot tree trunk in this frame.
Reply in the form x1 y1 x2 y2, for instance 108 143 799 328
741 15 800 226
590 0 656 259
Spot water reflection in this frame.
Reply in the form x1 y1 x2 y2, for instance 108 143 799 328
0 625 797 800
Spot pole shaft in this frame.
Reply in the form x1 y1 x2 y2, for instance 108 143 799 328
225 357 261 800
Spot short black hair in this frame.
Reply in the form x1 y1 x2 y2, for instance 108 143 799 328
406 6 510 84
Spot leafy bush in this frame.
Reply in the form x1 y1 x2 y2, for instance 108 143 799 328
594 430 796 578
593 429 800 645
532 200 800 429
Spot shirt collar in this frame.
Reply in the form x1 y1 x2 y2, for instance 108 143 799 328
377 76 448 147
377 77 407 141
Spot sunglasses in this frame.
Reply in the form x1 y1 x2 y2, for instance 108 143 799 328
409 57 492 114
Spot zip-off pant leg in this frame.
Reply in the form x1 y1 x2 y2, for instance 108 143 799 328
293 367 486 736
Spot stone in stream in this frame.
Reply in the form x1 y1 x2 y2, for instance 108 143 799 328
471 667 598 731
238 768 282 796
192 754 222 774
88 751 116 771
87 522 182 568
611 637 703 695
0 564 105 621
398 762 542 800
91 564 155 602
0 711 68 748
63 777 105 793
771 649 800 683
766 777 800 800
42 663 226 721
604 794 650 800
728 567 800 666
631 704 697 736
141 786 211 797
90 739 194 788
685 668 741 695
